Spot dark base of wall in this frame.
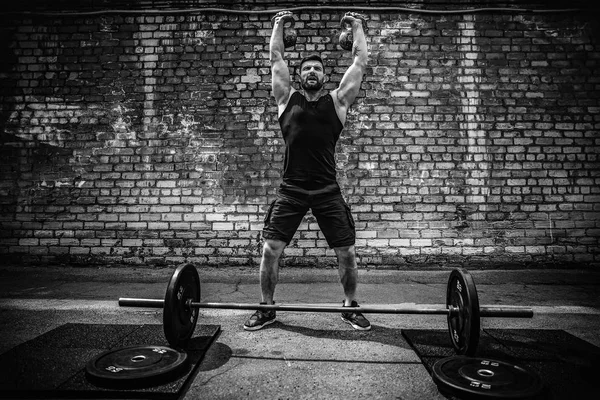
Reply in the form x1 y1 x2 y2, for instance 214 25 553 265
1 253 597 270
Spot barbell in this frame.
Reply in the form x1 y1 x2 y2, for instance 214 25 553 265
118 264 533 355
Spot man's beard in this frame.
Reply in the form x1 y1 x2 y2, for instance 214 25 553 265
302 76 323 91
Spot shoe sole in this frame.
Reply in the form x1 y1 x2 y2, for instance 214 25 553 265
341 316 371 331
243 318 276 331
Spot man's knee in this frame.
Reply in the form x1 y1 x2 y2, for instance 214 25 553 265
335 245 356 266
262 239 286 260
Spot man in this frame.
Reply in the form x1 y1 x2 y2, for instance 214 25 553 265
243 11 369 331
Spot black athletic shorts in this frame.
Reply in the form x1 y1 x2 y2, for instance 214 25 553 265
262 182 356 248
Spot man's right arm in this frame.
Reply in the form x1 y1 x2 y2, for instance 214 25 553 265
270 14 295 117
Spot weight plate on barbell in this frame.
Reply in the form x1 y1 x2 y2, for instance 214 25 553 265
85 345 189 387
432 356 544 399
447 268 480 355
164 263 201 348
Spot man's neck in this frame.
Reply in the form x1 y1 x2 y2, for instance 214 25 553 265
302 88 326 102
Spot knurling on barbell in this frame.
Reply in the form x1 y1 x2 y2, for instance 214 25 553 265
118 264 533 353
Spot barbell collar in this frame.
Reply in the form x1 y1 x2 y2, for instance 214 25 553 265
118 298 533 318
480 306 534 318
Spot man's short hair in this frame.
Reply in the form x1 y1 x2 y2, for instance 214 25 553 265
298 54 324 73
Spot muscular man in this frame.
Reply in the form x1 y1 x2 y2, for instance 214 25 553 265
244 12 369 331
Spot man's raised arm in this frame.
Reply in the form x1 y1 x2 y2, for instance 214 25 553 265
270 12 295 115
333 14 368 122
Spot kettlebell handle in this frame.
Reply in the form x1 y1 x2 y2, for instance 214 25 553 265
272 11 296 28
340 12 367 29
339 12 367 51
271 11 298 49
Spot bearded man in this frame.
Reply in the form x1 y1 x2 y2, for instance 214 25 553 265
243 12 370 331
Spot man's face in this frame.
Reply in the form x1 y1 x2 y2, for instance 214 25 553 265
299 60 325 91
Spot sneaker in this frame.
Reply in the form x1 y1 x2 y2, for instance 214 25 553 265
341 300 371 331
243 302 276 331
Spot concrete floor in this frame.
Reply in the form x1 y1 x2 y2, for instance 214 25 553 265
1 266 600 399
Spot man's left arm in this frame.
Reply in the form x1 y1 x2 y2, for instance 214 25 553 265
332 14 368 125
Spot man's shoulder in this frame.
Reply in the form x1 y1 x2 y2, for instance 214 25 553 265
328 89 341 106
328 89 339 101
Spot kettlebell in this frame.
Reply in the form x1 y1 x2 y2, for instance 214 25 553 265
339 12 367 51
271 12 297 49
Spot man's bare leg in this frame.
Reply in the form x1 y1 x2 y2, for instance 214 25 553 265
336 244 371 330
260 239 286 304
243 239 287 330
335 245 358 306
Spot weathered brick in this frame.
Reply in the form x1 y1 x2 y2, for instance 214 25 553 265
0 4 598 268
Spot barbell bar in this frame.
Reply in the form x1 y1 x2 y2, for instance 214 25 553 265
118 298 532 318
117 263 534 356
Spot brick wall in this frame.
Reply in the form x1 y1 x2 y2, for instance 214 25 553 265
1 1 599 269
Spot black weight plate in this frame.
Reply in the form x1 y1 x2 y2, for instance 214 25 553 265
432 356 544 399
164 263 201 348
447 268 480 355
85 345 189 388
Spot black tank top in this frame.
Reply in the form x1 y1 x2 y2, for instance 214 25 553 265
278 91 344 190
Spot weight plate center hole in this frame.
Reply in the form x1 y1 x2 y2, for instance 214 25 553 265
131 355 147 362
477 368 494 377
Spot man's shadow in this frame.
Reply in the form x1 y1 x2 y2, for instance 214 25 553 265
198 321 429 372
274 321 414 350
